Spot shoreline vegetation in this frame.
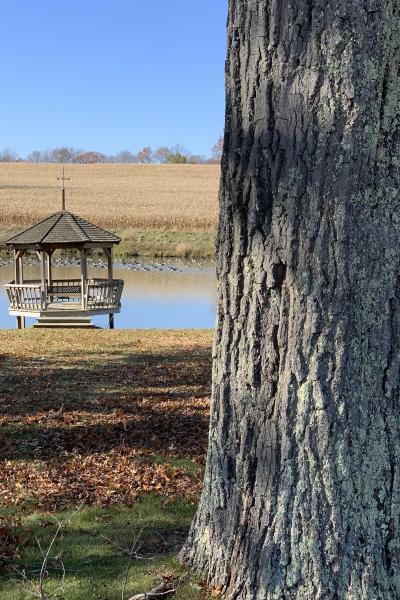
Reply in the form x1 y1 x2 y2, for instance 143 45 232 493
0 228 216 260
0 163 219 260
0 329 213 599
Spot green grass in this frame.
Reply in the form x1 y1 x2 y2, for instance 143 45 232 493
0 227 216 260
0 496 204 600
115 228 215 259
147 454 203 474
0 330 212 599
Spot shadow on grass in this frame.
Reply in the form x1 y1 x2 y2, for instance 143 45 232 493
1 409 209 461
0 346 211 463
0 347 210 414
0 496 205 600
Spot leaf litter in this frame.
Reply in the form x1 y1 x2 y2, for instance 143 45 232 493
0 330 212 511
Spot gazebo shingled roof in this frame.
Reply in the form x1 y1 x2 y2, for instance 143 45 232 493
5 211 121 247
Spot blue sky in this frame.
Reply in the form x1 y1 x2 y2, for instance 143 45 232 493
1 1 227 158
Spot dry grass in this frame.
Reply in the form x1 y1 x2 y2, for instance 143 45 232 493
0 163 220 231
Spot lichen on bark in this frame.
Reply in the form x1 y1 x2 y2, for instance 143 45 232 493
182 1 400 598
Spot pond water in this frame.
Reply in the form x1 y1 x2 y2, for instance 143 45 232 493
0 259 217 330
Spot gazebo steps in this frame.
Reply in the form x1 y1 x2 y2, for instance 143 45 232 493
33 317 99 329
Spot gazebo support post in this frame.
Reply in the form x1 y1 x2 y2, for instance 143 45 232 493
105 247 114 329
46 250 53 302
38 251 47 311
15 249 25 329
46 250 53 289
15 249 25 284
81 248 88 309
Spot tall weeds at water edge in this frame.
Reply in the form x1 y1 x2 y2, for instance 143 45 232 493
0 163 219 231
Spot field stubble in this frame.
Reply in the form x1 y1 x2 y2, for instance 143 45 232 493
0 163 220 231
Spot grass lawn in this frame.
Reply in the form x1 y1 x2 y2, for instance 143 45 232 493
0 329 213 599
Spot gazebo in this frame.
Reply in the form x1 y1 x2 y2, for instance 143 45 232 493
4 209 124 330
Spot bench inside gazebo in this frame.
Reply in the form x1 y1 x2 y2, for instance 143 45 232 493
4 210 124 329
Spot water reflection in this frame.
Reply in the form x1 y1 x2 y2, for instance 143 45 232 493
0 260 217 330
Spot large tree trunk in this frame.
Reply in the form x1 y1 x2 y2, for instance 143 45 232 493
182 1 400 598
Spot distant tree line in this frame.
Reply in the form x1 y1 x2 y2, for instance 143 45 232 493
0 138 223 165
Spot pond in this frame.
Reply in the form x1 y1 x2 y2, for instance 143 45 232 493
0 259 217 330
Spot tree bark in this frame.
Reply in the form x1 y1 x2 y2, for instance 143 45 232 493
182 1 400 598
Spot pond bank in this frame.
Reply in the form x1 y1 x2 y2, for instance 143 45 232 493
0 227 216 260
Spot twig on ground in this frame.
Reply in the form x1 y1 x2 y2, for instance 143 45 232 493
13 509 81 599
100 531 146 561
127 580 179 600
38 519 64 600
121 530 143 600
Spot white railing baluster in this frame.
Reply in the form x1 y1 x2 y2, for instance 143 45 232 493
4 279 124 313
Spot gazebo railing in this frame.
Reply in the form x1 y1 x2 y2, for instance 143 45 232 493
4 279 124 311
5 283 44 310
86 279 124 308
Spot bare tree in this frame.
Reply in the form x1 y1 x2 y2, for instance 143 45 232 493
210 136 223 162
74 151 107 164
50 147 73 163
136 147 153 163
115 150 138 163
153 146 171 164
153 145 189 164
0 148 19 162
23 146 205 164
182 0 400 598
187 154 205 164
26 150 44 163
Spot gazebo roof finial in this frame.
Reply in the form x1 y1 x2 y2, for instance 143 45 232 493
57 166 70 211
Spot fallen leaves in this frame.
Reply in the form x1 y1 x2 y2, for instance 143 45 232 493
0 395 210 462
0 450 201 510
198 581 224 598
0 330 212 512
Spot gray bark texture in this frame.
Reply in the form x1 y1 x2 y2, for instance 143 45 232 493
181 1 400 598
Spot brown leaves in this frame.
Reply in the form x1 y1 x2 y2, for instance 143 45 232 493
1 395 210 461
198 580 224 598
0 447 202 512
0 330 212 512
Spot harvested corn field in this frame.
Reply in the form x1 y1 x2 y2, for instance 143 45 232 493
0 163 220 231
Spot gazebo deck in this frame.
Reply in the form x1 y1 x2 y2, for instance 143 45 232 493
5 278 123 317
